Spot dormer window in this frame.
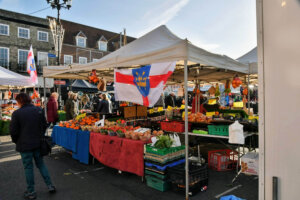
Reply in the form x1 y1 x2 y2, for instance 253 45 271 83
98 36 107 51
76 31 87 48
77 36 86 48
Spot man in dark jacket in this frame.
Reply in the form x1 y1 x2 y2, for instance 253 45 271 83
165 92 176 107
10 93 56 200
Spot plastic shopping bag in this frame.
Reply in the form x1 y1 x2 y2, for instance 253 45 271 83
171 133 181 147
229 120 244 144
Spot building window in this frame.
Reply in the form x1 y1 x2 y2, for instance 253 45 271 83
18 49 29 65
79 57 87 64
98 41 108 51
64 55 73 65
0 47 9 67
92 58 100 62
76 36 86 48
38 31 48 42
38 52 48 66
18 27 30 39
0 24 9 36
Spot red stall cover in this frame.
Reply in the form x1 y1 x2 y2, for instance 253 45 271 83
89 133 146 176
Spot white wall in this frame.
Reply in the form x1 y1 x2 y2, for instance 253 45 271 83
257 0 300 199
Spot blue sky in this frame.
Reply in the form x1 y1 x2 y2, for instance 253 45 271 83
0 0 256 58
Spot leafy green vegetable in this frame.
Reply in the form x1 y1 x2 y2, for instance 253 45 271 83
154 135 173 149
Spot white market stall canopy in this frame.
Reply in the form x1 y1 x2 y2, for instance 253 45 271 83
43 25 250 82
237 47 258 74
0 66 34 89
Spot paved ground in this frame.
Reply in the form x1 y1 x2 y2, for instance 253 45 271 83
0 136 258 200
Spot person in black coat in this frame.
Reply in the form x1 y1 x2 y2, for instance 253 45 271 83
10 93 56 199
97 94 109 114
165 92 176 107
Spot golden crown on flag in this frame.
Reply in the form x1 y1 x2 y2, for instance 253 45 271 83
135 71 148 88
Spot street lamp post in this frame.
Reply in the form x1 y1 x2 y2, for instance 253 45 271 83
46 0 71 108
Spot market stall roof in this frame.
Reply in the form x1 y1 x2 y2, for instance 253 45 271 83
0 66 34 89
71 79 98 92
237 47 258 74
43 25 250 82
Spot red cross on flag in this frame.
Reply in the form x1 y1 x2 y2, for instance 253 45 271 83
114 61 176 107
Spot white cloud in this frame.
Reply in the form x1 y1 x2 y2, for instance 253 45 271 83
138 0 190 36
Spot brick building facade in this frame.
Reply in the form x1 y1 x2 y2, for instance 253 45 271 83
0 9 135 85
0 9 56 75
55 19 135 65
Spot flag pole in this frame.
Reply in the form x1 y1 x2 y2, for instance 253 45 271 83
184 59 189 199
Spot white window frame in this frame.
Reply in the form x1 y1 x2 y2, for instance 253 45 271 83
17 49 29 64
37 31 48 42
92 58 100 62
79 57 87 64
18 27 30 39
64 55 73 64
98 40 108 51
76 36 86 48
0 47 9 67
0 24 9 36
37 51 48 66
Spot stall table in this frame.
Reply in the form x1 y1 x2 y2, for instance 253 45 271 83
89 133 146 177
52 126 90 164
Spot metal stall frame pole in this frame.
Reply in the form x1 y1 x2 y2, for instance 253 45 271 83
248 64 251 114
184 59 189 199
43 77 47 120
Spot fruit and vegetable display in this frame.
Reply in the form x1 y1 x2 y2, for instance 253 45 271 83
188 112 212 123
2 106 16 119
154 135 173 149
59 115 100 130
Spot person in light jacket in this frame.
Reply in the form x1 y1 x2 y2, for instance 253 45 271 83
10 93 56 200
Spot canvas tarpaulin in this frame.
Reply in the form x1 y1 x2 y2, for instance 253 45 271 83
43 25 249 82
0 66 34 88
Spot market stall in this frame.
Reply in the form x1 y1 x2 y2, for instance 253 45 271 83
0 66 35 135
43 25 257 197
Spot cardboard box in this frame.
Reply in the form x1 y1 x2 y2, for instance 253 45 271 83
241 152 259 175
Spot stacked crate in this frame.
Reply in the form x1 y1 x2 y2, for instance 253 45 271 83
144 145 185 192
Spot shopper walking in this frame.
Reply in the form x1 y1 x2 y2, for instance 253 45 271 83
47 92 59 126
10 93 56 200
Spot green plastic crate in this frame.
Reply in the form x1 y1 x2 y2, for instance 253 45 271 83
145 170 168 180
208 125 229 136
146 175 171 192
145 145 185 156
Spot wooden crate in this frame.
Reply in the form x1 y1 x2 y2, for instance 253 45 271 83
137 106 147 117
123 106 137 118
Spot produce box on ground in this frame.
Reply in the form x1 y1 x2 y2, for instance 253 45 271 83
146 175 171 192
145 158 185 171
208 149 238 171
168 162 208 196
145 170 168 180
241 152 259 175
